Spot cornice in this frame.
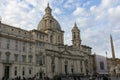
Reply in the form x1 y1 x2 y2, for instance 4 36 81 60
0 33 35 43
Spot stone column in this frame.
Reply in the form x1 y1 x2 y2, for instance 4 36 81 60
82 60 86 75
58 57 62 74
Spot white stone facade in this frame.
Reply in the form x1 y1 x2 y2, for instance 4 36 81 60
0 4 92 79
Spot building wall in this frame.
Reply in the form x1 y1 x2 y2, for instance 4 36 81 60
95 54 108 74
0 7 92 79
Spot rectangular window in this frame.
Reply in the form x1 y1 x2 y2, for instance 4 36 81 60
58 36 60 42
22 67 25 75
43 56 45 64
80 61 83 72
29 43 32 53
23 42 26 52
0 37 1 48
6 54 10 62
100 61 104 70
6 39 10 49
22 55 26 62
0 52 1 60
7 43 9 49
29 69 31 75
14 54 18 62
0 42 1 48
28 55 33 63
15 45 18 51
43 35 44 40
23 46 25 52
39 56 43 65
36 55 39 64
22 71 25 75
36 55 45 65
15 41 18 51
14 67 17 76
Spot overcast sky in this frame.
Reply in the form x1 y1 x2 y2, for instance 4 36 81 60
0 0 120 58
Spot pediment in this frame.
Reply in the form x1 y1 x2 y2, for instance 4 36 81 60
60 49 72 56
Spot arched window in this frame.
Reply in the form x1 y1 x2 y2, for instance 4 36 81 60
50 20 52 27
77 32 79 38
73 32 76 39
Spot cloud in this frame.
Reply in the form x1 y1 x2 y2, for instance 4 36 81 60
33 0 120 58
73 7 84 16
63 0 79 9
53 8 62 14
0 0 53 29
108 6 120 24
71 0 120 57
0 0 120 58
76 18 89 28
83 0 91 7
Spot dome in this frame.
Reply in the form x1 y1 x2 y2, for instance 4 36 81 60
38 16 61 31
37 4 61 31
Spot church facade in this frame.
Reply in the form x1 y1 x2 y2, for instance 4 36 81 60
0 4 93 79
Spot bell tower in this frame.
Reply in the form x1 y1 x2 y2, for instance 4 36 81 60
72 22 81 48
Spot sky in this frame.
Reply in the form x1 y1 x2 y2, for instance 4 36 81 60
0 0 120 58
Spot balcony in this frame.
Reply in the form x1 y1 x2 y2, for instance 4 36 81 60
2 59 14 64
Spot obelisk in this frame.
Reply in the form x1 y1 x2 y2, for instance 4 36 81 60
110 34 115 59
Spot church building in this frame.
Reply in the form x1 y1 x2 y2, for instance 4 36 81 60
0 4 92 79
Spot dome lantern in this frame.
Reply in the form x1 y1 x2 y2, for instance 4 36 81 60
45 3 52 16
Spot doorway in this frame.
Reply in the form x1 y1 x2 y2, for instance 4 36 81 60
4 66 10 79
65 65 68 74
